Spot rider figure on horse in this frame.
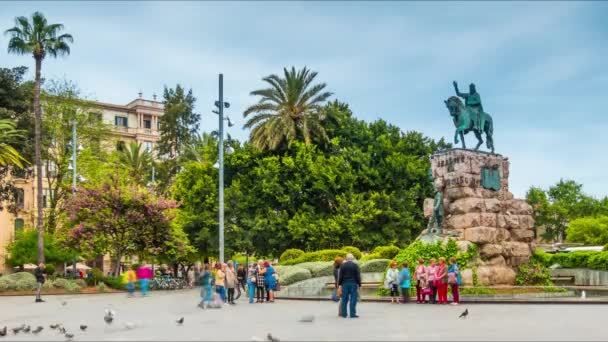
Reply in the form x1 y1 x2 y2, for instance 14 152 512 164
453 81 484 132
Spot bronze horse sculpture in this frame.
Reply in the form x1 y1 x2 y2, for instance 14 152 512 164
444 96 495 153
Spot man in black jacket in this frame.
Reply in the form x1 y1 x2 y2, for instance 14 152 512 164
338 253 361 318
34 263 45 303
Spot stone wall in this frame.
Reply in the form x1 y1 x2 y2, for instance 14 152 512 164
428 149 536 285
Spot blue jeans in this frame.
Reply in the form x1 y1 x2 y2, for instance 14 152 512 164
139 279 149 296
201 284 212 303
216 286 226 302
127 282 134 295
247 281 255 303
340 282 358 317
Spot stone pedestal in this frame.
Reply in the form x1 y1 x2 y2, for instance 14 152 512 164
426 149 535 285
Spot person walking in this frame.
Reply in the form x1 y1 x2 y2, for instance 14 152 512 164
187 268 195 289
34 263 46 303
264 261 276 303
426 258 438 304
136 264 152 297
255 260 266 303
399 262 411 304
333 257 343 316
436 257 449 304
225 262 237 305
237 264 247 295
247 263 256 304
385 261 400 304
338 253 361 318
415 259 427 304
124 265 137 297
448 257 461 305
215 264 227 304
199 264 213 308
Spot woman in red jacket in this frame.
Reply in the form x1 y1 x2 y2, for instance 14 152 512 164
436 257 449 304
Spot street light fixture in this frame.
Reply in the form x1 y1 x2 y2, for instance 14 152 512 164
215 74 232 264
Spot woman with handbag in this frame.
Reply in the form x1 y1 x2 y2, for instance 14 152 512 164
385 261 400 304
415 258 427 304
448 257 461 305
399 262 411 304
436 257 449 304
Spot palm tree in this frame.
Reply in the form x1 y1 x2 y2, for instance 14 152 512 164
5 12 73 263
0 119 28 167
243 66 332 151
119 142 152 185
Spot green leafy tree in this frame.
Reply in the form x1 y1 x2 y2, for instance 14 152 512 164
7 229 75 268
118 142 152 185
0 119 27 167
566 216 608 246
5 11 73 263
243 66 332 151
61 179 181 275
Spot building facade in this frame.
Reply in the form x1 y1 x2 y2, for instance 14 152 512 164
0 96 164 274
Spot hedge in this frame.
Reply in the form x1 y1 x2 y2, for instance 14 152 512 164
0 273 84 292
341 246 362 260
279 249 305 263
274 266 312 285
292 262 334 278
360 259 390 273
534 249 608 270
281 249 348 266
393 240 478 273
371 246 401 259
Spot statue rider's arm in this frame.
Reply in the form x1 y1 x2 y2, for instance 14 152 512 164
453 81 467 99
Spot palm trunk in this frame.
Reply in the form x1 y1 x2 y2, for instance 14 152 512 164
34 56 45 264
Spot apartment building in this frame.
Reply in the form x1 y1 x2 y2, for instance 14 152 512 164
0 95 164 274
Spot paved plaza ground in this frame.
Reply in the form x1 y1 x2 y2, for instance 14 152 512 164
0 289 605 341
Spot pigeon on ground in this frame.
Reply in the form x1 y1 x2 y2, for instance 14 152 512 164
0 326 7 337
11 327 22 335
22 326 31 333
79 325 87 331
58 326 66 334
50 324 59 330
65 333 74 340
61 301 67 306
298 315 315 323
267 333 280 342
176 317 184 325
32 326 43 334
104 309 115 324
459 308 469 319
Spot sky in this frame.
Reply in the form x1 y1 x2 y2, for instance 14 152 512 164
1 1 607 199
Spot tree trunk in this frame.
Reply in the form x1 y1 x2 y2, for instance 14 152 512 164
34 56 45 264
114 252 123 277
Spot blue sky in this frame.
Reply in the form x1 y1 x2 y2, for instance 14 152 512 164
1 1 607 198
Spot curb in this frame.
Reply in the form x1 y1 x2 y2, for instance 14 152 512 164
275 296 608 305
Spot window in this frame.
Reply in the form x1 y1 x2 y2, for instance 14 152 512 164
14 218 24 233
14 189 24 209
116 141 126 152
157 121 160 130
143 141 153 152
42 188 54 208
114 116 128 127
144 119 152 129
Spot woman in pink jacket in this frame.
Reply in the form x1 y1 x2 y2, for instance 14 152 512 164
414 258 427 304
436 257 449 304
426 258 437 304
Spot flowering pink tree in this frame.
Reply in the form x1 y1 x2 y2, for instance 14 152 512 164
63 182 183 275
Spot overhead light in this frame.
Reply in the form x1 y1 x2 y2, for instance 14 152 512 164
67 164 73 171
213 162 219 169
78 175 87 182
77 144 84 151
224 102 230 108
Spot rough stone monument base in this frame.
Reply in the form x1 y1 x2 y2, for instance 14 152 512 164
425 149 536 285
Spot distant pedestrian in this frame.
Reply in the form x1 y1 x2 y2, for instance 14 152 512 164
448 257 461 305
136 264 152 297
385 261 400 304
34 263 46 303
399 262 411 304
199 264 213 308
264 261 276 303
187 268 195 289
255 260 266 303
338 253 361 318
215 264 227 303
415 259 427 304
247 263 256 304
436 257 448 304
226 262 237 305
237 264 247 294
426 258 438 304
124 265 137 297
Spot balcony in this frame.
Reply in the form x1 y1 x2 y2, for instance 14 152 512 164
112 126 160 137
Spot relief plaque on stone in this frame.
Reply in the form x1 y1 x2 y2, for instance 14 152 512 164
481 166 500 191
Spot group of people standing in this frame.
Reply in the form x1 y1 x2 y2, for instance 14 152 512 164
412 257 461 305
198 260 278 308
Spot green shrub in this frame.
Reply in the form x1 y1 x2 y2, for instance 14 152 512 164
42 280 55 289
604 244 608 252
103 276 125 290
291 262 334 277
361 253 381 261
15 278 37 290
280 249 305 263
87 268 104 286
96 282 107 292
44 264 56 276
515 260 553 286
74 279 87 288
282 249 347 266
533 249 608 270
394 239 477 271
341 246 362 260
274 266 312 285
587 252 608 270
0 278 16 291
371 246 400 260
5 272 36 282
52 278 71 289
360 259 390 273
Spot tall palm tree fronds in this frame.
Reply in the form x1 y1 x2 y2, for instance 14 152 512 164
0 119 28 167
118 142 152 185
